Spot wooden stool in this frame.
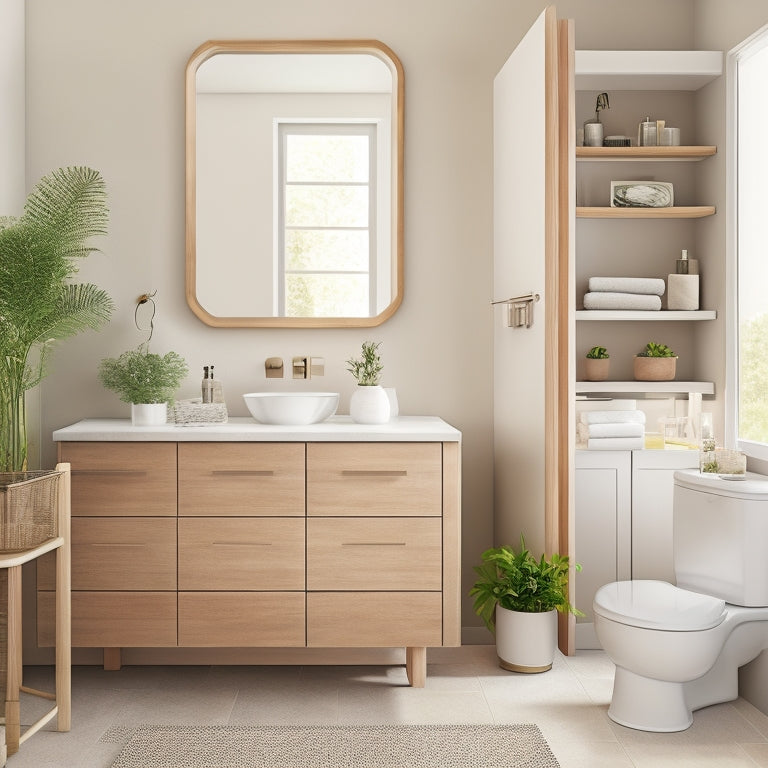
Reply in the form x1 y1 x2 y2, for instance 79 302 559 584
0 464 71 764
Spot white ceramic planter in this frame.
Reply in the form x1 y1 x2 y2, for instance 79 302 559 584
495 605 558 673
131 403 167 426
349 385 390 424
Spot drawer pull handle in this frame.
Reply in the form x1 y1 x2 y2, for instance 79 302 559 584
88 543 146 548
340 470 408 477
211 470 275 477
342 542 407 547
212 541 272 547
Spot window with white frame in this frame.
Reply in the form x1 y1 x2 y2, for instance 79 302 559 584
277 123 376 317
729 25 768 461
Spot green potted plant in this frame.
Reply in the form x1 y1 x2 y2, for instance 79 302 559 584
346 341 390 424
470 536 582 673
634 341 677 381
584 345 610 381
98 345 189 425
0 167 113 471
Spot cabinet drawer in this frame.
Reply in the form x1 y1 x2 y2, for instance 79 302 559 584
37 591 177 647
178 443 305 516
38 517 177 591
59 442 177 516
178 518 305 590
307 518 442 590
307 592 442 647
178 592 305 647
307 443 442 517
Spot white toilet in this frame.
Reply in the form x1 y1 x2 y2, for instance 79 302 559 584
593 469 768 732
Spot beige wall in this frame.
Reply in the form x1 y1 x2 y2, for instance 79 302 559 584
26 0 695 636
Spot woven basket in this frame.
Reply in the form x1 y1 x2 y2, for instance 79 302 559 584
170 401 228 426
0 471 61 553
0 470 61 717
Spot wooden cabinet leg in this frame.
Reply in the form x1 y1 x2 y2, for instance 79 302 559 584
103 647 122 671
405 646 426 688
6 566 23 755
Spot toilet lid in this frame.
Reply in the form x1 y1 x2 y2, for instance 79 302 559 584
593 580 727 631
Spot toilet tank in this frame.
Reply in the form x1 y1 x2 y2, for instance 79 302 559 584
673 470 768 606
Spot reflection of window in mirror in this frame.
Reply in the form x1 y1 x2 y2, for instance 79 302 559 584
278 123 377 317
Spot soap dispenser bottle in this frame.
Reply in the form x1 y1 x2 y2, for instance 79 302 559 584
667 249 699 310
201 365 213 403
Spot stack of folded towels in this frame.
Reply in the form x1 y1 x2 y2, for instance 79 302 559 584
577 409 646 450
583 276 665 311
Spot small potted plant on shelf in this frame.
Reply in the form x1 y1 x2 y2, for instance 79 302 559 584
584 345 610 381
470 536 582 673
633 341 677 381
98 345 189 425
346 341 390 424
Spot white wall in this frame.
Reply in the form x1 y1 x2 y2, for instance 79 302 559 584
25 0 695 637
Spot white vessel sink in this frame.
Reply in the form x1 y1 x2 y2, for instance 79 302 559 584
243 392 339 425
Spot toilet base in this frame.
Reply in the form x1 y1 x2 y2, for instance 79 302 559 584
608 667 693 732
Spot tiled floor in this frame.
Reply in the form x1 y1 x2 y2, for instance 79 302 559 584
6 645 768 767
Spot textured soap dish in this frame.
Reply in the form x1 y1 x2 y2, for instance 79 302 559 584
170 400 228 425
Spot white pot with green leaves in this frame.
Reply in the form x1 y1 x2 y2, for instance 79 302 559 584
470 536 582 673
98 346 189 426
346 341 390 424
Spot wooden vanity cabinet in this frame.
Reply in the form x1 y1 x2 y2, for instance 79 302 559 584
40 434 461 686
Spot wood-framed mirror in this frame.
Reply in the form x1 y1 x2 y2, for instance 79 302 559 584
185 40 404 328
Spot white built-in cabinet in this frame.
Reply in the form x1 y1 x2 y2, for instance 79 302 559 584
575 448 699 649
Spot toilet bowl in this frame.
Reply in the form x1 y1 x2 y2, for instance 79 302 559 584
594 470 768 732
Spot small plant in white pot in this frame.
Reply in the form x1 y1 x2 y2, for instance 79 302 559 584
470 537 582 673
98 345 189 425
584 345 610 381
346 341 390 424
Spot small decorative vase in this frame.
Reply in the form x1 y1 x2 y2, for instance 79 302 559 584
584 358 610 382
633 356 677 382
131 403 167 426
349 385 390 424
495 606 558 673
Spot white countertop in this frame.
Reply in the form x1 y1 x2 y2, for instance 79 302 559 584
53 416 462 443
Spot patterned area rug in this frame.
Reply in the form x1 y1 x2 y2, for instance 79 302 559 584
108 724 560 768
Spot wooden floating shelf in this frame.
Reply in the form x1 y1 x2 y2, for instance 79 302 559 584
577 206 716 219
576 381 715 396
576 310 717 321
576 146 717 161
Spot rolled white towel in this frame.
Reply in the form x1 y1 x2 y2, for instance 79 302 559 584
583 292 662 311
588 277 666 296
587 436 646 450
580 410 646 425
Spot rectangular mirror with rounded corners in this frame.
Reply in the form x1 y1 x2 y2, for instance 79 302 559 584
185 40 404 327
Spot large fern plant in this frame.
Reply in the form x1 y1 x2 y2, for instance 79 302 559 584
0 167 114 471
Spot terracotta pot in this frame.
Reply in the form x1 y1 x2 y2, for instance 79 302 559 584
584 357 610 381
495 606 558 673
633 356 677 381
